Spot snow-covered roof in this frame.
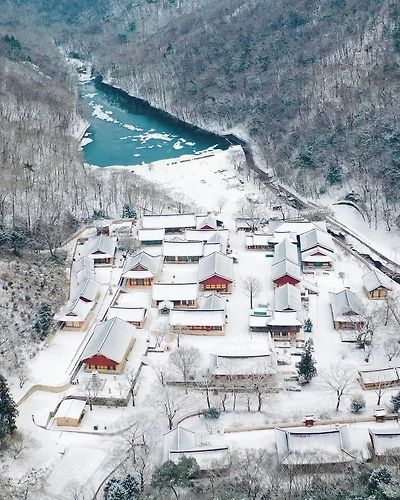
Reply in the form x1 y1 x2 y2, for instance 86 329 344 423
169 309 225 327
275 425 354 464
245 233 271 247
369 428 400 456
200 292 226 310
121 252 162 279
152 283 199 302
83 234 117 259
55 399 86 421
211 339 271 358
71 278 100 302
270 221 327 236
185 229 229 243
141 213 196 230
301 247 335 263
358 367 400 386
76 268 95 284
203 242 222 256
300 229 334 253
196 215 218 230
198 252 234 283
107 307 146 323
268 311 303 327
274 284 302 312
163 240 204 257
362 269 393 293
55 298 93 322
249 312 273 328
75 256 94 273
213 356 274 376
137 228 165 242
80 317 136 364
274 238 299 265
271 260 301 282
329 289 364 322
268 232 297 245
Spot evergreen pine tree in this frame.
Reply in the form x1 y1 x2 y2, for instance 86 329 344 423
104 475 139 500
34 302 53 340
0 374 18 442
304 318 313 333
297 338 317 383
122 204 137 219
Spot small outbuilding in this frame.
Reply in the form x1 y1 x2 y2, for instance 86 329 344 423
54 399 86 427
83 234 117 266
329 289 364 329
55 298 93 330
362 269 392 300
245 233 271 250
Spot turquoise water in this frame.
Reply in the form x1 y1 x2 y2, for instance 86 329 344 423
80 78 230 167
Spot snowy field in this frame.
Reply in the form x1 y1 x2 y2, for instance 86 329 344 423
9 147 400 498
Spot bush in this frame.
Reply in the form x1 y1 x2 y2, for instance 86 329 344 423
391 391 400 412
204 407 220 419
350 394 366 414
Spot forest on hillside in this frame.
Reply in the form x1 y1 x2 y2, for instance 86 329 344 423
0 0 399 231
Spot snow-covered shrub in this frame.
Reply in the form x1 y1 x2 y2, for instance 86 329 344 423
391 391 400 413
350 394 366 414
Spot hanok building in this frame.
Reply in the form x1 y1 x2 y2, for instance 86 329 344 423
83 234 117 266
75 257 95 284
358 367 400 389
267 311 303 341
210 340 277 380
152 282 199 308
329 289 364 329
196 215 219 231
141 213 196 233
163 238 204 263
245 233 271 250
271 260 301 287
71 278 100 303
185 229 229 254
274 283 302 312
274 238 299 265
198 252 234 293
275 425 355 465
138 228 165 246
169 309 226 335
249 307 273 333
119 252 162 287
362 269 392 300
107 306 147 328
369 428 400 459
79 317 136 373
299 229 335 269
55 298 94 330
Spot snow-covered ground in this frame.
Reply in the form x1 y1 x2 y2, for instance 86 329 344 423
9 147 400 498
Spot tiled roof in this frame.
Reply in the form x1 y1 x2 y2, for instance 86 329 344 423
271 260 301 282
71 278 100 302
300 229 334 253
80 317 136 364
274 238 299 265
274 284 302 312
198 252 234 282
142 213 196 230
152 283 199 301
84 235 117 258
329 289 364 321
362 269 392 293
121 252 162 278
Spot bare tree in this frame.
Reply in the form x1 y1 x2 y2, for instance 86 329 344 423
252 372 278 412
149 382 190 430
236 198 263 232
169 346 202 394
319 364 355 412
383 335 400 362
241 276 263 309
216 196 228 214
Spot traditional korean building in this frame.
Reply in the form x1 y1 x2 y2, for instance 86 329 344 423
138 228 165 246
107 306 147 328
329 289 364 329
163 238 204 262
271 260 301 287
70 278 100 303
83 234 117 266
267 311 303 341
274 284 302 312
274 238 299 265
54 399 86 427
152 283 199 308
198 252 234 293
169 308 226 335
362 269 392 300
141 213 196 233
196 215 219 230
245 233 271 250
275 425 355 465
300 229 335 269
55 298 93 330
79 317 136 373
369 428 400 458
358 367 400 389
119 252 162 287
